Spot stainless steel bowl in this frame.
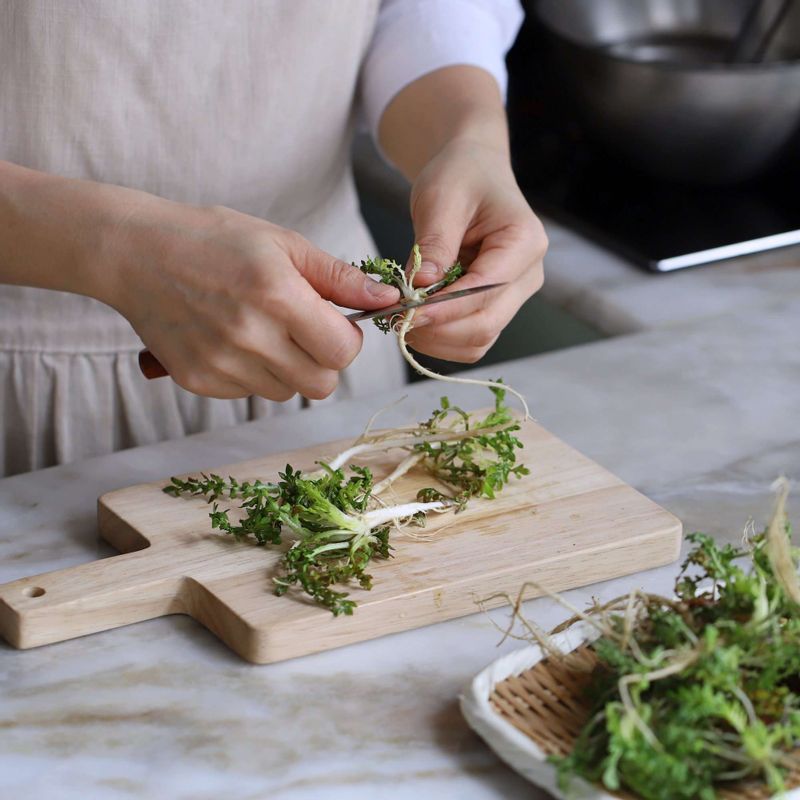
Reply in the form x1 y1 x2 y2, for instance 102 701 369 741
534 0 800 184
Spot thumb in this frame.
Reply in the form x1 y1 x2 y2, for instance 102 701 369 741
296 245 400 310
409 191 469 287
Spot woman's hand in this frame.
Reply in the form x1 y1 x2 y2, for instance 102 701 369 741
404 138 546 363
378 65 547 364
104 201 399 400
0 160 398 401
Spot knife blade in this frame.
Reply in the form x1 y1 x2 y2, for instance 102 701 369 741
346 282 506 323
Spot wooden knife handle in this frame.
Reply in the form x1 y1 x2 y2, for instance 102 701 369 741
139 349 168 380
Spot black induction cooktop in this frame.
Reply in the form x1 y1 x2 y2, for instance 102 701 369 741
506 17 800 273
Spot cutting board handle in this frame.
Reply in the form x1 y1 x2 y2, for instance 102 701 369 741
0 546 187 650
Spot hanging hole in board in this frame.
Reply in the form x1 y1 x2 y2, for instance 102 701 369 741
22 586 45 598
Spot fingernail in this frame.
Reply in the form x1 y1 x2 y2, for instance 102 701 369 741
413 314 431 328
366 279 395 298
417 261 440 280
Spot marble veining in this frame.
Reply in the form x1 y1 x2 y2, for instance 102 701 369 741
1 251 798 798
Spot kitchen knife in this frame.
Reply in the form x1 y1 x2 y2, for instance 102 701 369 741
138 282 506 380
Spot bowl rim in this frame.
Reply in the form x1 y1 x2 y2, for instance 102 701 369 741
533 5 800 73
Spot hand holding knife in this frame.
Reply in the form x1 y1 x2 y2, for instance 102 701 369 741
138 282 505 380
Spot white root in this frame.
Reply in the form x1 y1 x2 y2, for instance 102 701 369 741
372 452 426 496
362 501 447 528
512 579 619 639
765 476 800 603
477 584 594 671
620 589 639 652
353 395 409 445
322 422 514 472
399 515 459 542
397 307 531 420
617 650 700 751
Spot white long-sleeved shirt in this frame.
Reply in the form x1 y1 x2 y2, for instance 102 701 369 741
361 0 524 141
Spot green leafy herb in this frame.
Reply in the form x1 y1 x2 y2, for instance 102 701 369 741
517 481 800 799
165 386 527 615
354 255 408 292
354 244 463 335
412 385 529 503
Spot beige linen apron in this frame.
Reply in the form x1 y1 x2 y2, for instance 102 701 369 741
0 0 404 477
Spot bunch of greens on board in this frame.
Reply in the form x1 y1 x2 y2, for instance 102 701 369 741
164 245 531 615
165 386 528 615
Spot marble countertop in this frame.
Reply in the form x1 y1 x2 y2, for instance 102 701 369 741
2 276 799 799
543 216 800 336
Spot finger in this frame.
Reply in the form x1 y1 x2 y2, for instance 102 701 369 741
169 360 253 400
229 364 296 402
261 335 339 401
217 345 323 402
252 261 364 372
411 271 516 330
408 188 472 287
406 274 541 360
293 240 399 309
183 341 298 402
183 382 252 399
139 338 253 399
279 283 365 372
216 310 343 399
413 234 544 329
405 336 497 365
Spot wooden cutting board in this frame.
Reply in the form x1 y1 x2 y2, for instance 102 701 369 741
0 419 681 664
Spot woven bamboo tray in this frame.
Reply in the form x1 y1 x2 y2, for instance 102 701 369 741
460 624 800 800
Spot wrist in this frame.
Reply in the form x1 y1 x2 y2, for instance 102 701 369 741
86 184 170 311
436 116 510 162
379 65 509 180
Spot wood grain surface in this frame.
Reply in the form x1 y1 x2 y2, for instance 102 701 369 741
0 419 682 663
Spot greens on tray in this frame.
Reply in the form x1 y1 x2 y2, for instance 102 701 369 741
488 480 800 800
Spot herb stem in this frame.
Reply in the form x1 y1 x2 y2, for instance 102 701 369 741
362 501 447 528
372 452 426 496
397 307 531 420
